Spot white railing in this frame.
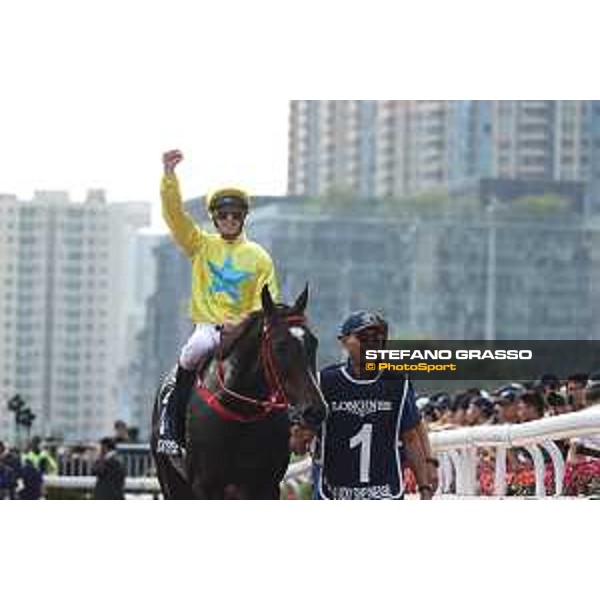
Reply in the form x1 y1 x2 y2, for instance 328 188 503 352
45 409 600 498
430 408 600 497
44 456 313 497
55 443 155 478
44 476 160 494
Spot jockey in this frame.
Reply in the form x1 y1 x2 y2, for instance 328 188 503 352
157 150 280 455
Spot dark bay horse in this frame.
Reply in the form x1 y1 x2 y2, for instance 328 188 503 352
150 285 327 499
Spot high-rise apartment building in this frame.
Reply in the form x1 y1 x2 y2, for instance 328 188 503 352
288 101 600 198
0 190 150 443
129 190 600 407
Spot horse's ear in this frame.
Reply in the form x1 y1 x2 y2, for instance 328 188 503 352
261 284 276 317
293 283 309 314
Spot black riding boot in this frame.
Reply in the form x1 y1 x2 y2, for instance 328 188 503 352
157 365 196 455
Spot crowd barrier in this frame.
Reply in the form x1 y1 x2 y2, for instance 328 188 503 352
43 409 600 498
45 451 313 497
430 408 600 497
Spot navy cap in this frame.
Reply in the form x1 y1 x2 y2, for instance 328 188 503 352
493 384 524 404
338 310 387 338
431 392 451 410
471 396 494 417
494 390 516 405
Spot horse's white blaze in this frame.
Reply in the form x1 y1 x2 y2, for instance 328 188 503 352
290 326 305 344
289 325 326 406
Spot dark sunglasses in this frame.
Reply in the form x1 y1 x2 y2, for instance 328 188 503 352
355 327 386 341
215 210 245 221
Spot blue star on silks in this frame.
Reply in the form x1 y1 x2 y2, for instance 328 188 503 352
207 256 252 302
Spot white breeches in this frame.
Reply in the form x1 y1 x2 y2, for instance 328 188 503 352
179 323 222 370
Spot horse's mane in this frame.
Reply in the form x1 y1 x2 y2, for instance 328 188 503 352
218 303 299 360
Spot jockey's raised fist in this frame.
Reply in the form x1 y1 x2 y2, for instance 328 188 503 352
163 149 184 173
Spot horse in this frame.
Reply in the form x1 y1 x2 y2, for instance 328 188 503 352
150 285 327 499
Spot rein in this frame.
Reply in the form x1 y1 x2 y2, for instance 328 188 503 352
204 314 306 422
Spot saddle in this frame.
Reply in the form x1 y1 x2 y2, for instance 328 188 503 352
162 320 247 416
196 321 244 382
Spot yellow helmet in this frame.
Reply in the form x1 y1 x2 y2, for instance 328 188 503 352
205 187 251 214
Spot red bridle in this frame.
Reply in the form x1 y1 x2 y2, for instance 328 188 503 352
202 314 307 422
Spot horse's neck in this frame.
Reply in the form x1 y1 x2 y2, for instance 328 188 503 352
209 318 266 395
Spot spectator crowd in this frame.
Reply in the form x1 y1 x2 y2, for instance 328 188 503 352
408 372 600 496
0 420 132 500
4 393 600 499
